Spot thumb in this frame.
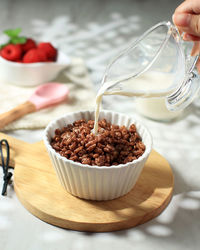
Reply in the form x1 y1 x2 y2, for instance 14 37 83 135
173 13 200 37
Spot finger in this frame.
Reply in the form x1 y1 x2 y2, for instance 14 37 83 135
173 12 191 27
183 33 200 41
173 13 200 37
174 0 200 15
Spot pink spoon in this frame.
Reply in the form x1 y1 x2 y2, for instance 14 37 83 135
0 82 69 130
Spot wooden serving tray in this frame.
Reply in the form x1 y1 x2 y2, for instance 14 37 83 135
0 132 173 232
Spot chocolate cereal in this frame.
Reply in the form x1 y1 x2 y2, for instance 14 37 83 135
51 119 145 166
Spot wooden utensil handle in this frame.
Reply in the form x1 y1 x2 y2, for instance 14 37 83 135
0 101 36 130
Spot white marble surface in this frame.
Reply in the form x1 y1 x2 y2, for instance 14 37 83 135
1 0 200 250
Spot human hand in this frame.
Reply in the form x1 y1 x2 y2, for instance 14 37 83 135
173 0 200 71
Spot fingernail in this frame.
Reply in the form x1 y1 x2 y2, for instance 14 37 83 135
173 13 191 27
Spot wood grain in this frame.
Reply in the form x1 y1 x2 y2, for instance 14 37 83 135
0 132 174 232
0 101 36 130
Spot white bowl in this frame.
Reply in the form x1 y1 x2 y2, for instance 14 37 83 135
43 110 153 201
0 51 70 87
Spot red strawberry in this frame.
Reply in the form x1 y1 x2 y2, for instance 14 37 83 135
23 48 48 63
0 44 22 61
38 42 57 61
22 38 37 52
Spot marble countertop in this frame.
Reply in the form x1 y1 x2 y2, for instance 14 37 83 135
1 0 200 250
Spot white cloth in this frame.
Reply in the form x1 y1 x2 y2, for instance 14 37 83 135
0 58 96 131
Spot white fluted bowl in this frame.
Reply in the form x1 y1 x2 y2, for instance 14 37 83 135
0 51 70 86
43 110 153 201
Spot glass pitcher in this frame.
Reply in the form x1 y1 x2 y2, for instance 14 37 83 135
99 21 200 121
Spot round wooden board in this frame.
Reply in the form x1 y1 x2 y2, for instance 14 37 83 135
12 140 173 232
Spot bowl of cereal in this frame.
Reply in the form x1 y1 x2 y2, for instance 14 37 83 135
43 110 152 201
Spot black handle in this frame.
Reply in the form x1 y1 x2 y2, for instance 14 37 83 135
0 139 13 196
